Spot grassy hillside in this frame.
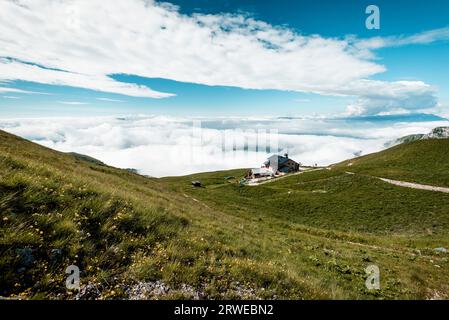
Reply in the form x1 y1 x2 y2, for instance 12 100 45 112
0 130 191 298
164 169 449 234
334 139 449 187
1 130 449 299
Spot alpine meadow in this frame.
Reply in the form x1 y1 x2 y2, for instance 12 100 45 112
1 0 449 306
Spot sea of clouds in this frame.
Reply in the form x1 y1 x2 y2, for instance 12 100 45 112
1 115 447 177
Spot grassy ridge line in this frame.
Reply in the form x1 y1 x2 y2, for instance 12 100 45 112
334 139 449 187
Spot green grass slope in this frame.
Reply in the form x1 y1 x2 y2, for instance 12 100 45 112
165 169 449 235
1 130 449 299
0 130 191 298
334 139 449 187
163 173 449 299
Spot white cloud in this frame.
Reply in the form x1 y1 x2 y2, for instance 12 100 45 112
355 27 449 50
0 0 442 113
0 0 382 95
2 95 20 99
58 101 89 105
0 58 174 98
1 115 447 177
342 80 438 115
96 98 123 102
0 87 49 95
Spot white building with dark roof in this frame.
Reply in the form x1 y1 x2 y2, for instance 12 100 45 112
263 153 300 174
246 154 301 180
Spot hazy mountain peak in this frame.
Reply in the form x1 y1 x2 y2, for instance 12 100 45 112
425 126 449 139
386 126 449 148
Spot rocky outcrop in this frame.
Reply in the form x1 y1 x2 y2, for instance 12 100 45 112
386 126 449 147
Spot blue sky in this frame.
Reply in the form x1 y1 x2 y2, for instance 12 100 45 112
0 0 448 117
171 0 449 37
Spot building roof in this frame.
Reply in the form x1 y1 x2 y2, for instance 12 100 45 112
265 154 296 169
265 154 290 166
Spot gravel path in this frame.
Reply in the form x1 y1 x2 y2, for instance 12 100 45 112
378 177 449 194
248 168 449 193
344 171 449 194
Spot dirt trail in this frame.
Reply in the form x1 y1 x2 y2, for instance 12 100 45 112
344 172 449 194
378 177 449 194
249 168 449 194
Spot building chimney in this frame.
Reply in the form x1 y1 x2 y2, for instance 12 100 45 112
284 153 288 158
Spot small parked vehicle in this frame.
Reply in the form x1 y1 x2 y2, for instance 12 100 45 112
191 181 202 187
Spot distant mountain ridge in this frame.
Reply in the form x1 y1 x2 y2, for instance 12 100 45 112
426 126 449 139
385 126 449 148
344 113 447 123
